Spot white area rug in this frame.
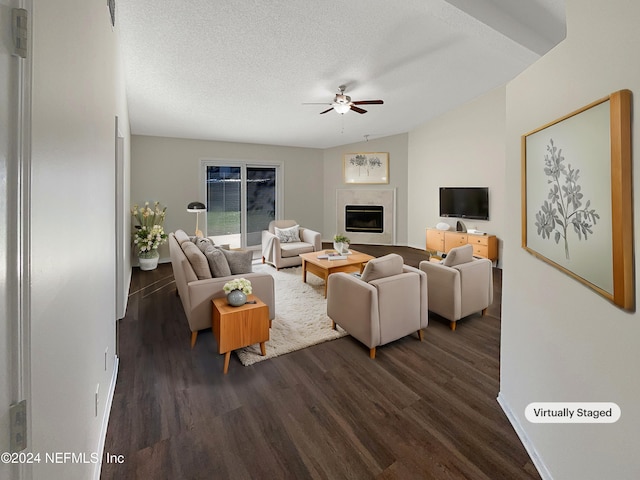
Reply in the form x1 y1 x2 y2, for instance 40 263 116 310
235 264 347 366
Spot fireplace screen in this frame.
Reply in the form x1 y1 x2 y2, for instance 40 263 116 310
345 205 384 233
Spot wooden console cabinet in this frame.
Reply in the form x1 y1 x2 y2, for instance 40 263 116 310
426 228 498 261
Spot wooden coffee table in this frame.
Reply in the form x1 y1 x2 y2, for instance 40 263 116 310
212 294 270 374
299 249 375 297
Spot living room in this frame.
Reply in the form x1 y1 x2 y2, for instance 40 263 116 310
2 1 640 480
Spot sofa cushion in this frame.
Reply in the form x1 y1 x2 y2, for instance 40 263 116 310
361 253 403 283
174 229 191 246
220 248 253 274
180 241 213 280
274 224 300 243
442 244 474 267
280 241 314 258
203 246 232 277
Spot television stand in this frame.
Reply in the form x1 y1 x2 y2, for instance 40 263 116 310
425 228 498 261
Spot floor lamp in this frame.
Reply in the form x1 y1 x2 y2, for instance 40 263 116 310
187 201 206 237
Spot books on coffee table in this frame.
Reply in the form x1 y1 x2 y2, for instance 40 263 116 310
317 251 350 260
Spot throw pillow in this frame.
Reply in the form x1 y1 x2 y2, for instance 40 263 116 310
274 224 300 243
360 253 403 283
203 246 232 277
195 236 214 253
180 241 213 280
442 244 474 267
220 248 253 274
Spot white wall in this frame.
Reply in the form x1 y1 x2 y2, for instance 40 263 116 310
131 135 324 259
407 86 507 262
501 1 640 478
30 1 128 478
323 133 409 244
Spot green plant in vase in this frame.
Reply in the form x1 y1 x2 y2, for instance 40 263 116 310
333 234 350 254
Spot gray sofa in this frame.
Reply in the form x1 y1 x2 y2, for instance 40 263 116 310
327 254 428 358
169 230 275 347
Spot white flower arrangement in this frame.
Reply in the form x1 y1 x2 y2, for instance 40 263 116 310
131 201 168 258
223 278 252 295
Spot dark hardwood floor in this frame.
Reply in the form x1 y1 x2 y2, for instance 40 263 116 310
102 245 534 480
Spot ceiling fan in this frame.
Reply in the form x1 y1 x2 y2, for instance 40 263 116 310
305 85 384 115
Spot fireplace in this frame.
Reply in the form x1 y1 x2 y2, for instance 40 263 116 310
345 205 384 233
337 189 395 244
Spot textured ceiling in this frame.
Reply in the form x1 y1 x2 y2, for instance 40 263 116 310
117 0 565 149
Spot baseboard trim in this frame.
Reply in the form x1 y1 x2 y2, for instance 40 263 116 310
497 392 552 480
93 355 119 480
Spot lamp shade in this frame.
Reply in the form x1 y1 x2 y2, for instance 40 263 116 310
187 201 206 213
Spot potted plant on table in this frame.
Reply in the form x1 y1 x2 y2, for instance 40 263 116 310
223 278 252 306
131 201 168 270
333 234 350 255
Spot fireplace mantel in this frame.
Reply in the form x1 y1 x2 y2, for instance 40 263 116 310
336 189 395 244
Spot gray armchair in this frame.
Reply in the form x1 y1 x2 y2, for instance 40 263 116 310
419 244 493 331
327 254 428 358
261 220 322 269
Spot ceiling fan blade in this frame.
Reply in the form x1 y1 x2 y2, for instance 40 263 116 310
350 105 367 114
319 107 334 114
352 100 384 105
303 102 333 105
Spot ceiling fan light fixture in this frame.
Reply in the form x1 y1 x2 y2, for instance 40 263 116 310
333 103 350 114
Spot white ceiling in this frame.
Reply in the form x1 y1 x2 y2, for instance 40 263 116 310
117 0 565 149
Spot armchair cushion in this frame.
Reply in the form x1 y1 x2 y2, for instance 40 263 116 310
361 253 404 283
274 224 301 243
442 244 473 267
280 242 314 258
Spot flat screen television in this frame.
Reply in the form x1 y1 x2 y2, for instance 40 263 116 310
439 187 489 220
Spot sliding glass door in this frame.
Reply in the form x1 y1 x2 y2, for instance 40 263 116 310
203 162 279 248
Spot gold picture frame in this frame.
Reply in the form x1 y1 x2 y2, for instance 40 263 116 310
343 152 389 184
521 89 633 310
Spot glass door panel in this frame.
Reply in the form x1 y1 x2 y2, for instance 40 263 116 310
246 167 276 247
206 166 241 248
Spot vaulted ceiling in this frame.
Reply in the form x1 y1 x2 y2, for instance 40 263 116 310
117 0 565 149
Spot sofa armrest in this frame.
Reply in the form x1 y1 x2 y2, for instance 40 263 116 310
419 260 462 321
327 272 380 348
300 227 322 251
186 272 275 333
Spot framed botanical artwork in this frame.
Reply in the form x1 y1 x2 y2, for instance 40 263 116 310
343 152 389 184
521 89 633 310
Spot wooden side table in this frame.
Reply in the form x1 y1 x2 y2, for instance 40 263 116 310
212 294 270 374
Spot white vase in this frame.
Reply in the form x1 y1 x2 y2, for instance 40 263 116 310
138 252 159 271
333 242 349 254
